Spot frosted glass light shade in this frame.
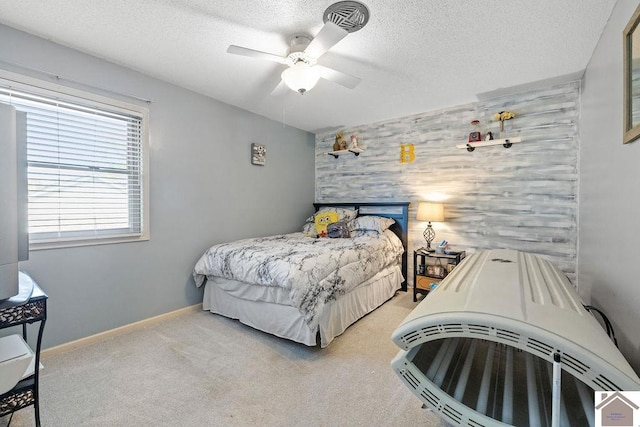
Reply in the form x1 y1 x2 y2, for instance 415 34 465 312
281 64 320 94
416 202 444 222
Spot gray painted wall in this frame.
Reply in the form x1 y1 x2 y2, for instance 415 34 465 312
580 0 640 372
316 81 579 286
0 24 316 349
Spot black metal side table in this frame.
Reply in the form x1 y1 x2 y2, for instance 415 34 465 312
0 274 47 427
413 249 465 301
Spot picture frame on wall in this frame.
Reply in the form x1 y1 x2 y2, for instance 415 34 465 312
251 143 266 166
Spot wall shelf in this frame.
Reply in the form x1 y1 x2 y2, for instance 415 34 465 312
328 147 364 158
456 137 522 152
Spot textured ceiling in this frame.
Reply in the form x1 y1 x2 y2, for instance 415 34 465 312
0 0 617 133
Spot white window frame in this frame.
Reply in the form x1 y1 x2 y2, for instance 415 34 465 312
0 69 150 249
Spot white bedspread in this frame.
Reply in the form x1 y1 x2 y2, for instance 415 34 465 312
192 230 403 329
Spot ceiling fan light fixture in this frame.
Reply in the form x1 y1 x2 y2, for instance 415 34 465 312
281 63 320 94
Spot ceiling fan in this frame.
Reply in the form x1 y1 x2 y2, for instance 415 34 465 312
226 1 369 95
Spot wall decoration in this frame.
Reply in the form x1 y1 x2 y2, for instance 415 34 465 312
332 133 341 151
251 143 266 165
623 2 640 144
400 143 415 163
349 134 359 150
339 135 348 150
493 110 515 136
315 80 579 283
468 119 482 142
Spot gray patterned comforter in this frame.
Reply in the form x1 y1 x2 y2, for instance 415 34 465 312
193 230 404 329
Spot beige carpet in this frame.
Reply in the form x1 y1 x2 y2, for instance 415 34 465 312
2 290 447 427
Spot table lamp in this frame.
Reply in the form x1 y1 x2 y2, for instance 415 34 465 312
416 202 444 251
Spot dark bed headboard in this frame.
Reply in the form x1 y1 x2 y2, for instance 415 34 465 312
313 202 410 292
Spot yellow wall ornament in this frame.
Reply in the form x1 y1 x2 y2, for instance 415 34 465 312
400 143 415 163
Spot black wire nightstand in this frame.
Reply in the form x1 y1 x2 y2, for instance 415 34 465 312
413 249 465 302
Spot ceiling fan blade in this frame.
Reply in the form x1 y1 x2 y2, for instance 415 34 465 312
227 45 288 64
304 21 348 59
315 65 361 89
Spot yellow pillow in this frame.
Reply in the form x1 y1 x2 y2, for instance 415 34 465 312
314 211 339 237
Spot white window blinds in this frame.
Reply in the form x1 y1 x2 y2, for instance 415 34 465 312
0 82 148 246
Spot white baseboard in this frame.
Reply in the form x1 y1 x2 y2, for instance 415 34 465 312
42 303 202 358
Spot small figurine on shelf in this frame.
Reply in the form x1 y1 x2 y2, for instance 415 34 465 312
349 134 359 150
339 135 348 150
485 131 494 141
333 132 343 151
468 119 482 143
493 110 516 135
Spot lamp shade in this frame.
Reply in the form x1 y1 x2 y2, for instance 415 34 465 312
281 63 320 94
416 202 444 222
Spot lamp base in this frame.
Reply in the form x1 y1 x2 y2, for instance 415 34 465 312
423 223 436 252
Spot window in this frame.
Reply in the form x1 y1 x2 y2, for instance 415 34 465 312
0 72 149 248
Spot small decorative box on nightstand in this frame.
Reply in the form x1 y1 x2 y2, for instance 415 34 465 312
413 249 465 302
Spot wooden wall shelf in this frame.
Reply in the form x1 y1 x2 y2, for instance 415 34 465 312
457 137 522 152
327 148 364 158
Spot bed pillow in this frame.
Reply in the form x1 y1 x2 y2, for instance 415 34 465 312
302 207 358 237
348 215 396 236
302 222 316 237
302 221 316 236
304 207 358 223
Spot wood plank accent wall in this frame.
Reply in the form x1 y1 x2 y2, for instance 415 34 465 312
316 81 579 285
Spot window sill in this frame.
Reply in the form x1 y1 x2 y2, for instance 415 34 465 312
29 233 149 251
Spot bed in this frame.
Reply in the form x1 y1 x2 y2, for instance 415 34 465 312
192 202 409 347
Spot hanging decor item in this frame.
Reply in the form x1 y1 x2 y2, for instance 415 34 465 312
251 143 266 165
493 110 516 135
